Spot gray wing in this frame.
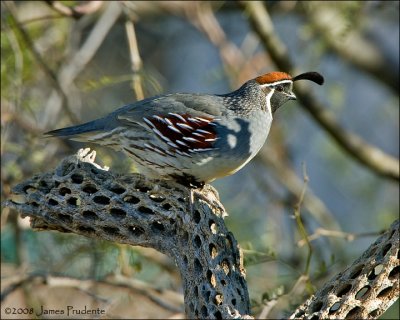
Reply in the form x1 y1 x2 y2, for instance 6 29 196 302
115 93 225 127
45 93 225 138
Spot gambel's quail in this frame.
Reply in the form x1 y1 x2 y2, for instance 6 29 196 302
46 71 324 188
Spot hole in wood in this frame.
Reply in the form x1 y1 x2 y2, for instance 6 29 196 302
207 270 216 287
78 225 95 234
337 284 352 297
67 197 79 206
58 213 72 224
193 210 201 223
347 306 362 318
349 265 363 279
151 221 165 232
82 210 97 220
328 301 341 314
109 185 125 194
59 187 71 196
311 301 323 312
389 265 399 280
377 286 392 298
368 309 379 317
221 259 230 275
209 243 218 259
130 225 144 237
48 198 58 206
71 173 84 184
123 195 140 204
194 258 202 275
39 180 48 188
110 208 126 219
368 264 383 280
162 202 172 210
200 306 208 318
93 195 110 205
23 185 36 194
138 186 151 193
138 206 154 214
194 235 202 248
149 194 165 203
381 243 392 257
103 226 119 235
215 293 223 305
214 311 222 320
355 285 371 300
82 184 98 194
209 219 217 234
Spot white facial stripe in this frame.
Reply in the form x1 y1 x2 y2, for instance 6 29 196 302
266 88 275 115
260 79 292 88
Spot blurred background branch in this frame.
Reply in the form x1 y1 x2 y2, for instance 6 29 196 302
242 1 399 182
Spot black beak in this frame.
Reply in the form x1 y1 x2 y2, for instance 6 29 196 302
293 72 324 85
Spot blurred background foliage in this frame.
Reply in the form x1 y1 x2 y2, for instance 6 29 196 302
1 1 399 319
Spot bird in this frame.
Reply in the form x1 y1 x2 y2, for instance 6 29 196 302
45 71 324 189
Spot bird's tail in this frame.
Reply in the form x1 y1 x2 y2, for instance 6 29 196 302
44 118 109 141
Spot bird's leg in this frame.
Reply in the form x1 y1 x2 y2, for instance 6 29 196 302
191 185 226 217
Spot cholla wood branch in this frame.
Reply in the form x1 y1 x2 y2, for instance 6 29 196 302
3 149 399 319
289 219 399 319
3 149 251 319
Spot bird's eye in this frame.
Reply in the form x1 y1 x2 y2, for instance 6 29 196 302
276 85 284 92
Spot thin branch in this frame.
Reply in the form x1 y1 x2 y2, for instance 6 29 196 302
297 228 383 247
300 2 399 94
293 163 313 276
3 1 78 124
42 2 122 128
45 1 104 19
124 19 144 100
242 1 399 182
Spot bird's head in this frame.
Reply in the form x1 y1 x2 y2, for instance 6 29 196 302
255 71 324 113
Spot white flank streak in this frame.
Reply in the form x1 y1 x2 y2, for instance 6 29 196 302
196 117 211 123
164 118 173 126
144 143 155 150
183 137 200 143
193 132 205 137
176 123 193 130
143 117 155 128
176 140 188 146
188 117 200 123
154 147 166 154
167 141 179 148
192 148 213 152
153 115 165 123
196 129 212 134
152 128 164 138
168 125 182 134
205 138 217 142
168 113 186 122
175 150 191 157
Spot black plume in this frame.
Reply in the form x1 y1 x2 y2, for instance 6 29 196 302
293 72 324 85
